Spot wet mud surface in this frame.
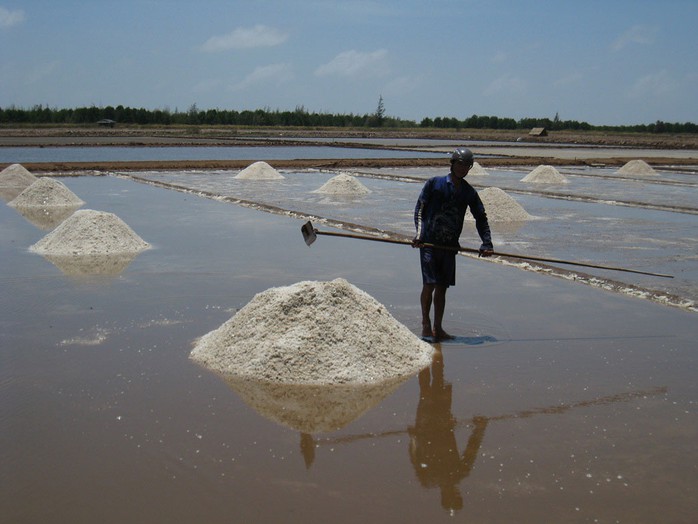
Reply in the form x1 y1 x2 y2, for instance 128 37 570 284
2 175 697 523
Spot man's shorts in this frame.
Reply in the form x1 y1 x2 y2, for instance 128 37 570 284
420 247 456 287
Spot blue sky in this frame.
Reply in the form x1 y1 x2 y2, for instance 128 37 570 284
1 1 696 125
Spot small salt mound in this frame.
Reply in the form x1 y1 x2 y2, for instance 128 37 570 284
190 278 434 385
234 161 284 180
467 187 532 222
468 162 489 176
8 177 85 208
30 209 150 256
617 159 657 176
0 163 37 188
521 165 568 184
312 173 371 195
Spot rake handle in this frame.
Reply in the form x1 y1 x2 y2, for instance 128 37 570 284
313 229 673 279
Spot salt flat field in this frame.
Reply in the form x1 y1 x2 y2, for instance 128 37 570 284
2 153 697 523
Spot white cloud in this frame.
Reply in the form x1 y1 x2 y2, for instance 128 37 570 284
484 74 527 96
315 49 388 78
0 6 25 27
230 63 294 91
200 25 288 52
611 25 657 51
629 70 677 98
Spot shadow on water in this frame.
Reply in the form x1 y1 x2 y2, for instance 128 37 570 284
421 335 499 345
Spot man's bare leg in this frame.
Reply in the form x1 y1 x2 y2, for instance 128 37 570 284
420 284 434 337
432 285 454 341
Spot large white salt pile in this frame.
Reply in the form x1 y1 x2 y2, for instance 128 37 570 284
234 161 284 180
467 187 532 222
520 165 569 184
190 278 434 385
30 209 150 256
8 177 85 208
0 164 38 201
312 173 371 195
616 159 657 176
468 162 489 176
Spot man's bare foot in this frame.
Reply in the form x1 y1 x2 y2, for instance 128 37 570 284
421 322 433 338
432 328 455 342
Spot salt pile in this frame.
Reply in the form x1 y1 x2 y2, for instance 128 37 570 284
30 209 150 256
468 162 489 176
8 177 85 208
312 173 371 195
0 163 37 188
234 161 285 180
0 163 38 201
467 187 532 222
617 159 657 176
190 278 434 385
521 165 569 184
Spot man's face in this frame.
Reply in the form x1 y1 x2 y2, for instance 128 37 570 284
451 160 472 179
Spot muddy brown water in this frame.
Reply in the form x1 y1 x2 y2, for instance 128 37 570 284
2 176 697 523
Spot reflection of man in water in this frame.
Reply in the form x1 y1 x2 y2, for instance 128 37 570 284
300 432 315 469
408 349 488 512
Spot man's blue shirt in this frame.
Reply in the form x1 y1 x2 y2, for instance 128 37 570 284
414 173 492 250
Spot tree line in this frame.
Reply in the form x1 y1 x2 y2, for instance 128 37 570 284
1 104 696 134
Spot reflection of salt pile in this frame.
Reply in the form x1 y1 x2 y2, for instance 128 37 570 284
521 165 568 183
234 161 284 180
312 173 371 194
0 163 38 201
223 375 407 433
617 159 657 176
8 177 85 208
41 253 142 276
191 278 434 385
468 162 489 176
467 187 532 222
30 209 150 256
13 206 78 231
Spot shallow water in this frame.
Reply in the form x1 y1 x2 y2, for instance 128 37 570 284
0 145 442 163
129 167 698 309
2 176 697 523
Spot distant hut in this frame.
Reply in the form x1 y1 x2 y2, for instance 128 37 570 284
529 127 547 137
97 119 116 128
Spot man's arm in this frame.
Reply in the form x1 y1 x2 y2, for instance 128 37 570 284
470 193 494 256
413 179 432 245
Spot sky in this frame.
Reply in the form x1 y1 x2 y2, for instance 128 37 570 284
1 0 696 126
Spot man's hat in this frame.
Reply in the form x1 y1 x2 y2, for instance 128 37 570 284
450 148 474 164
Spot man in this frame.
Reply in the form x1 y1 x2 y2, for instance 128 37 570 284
413 148 493 341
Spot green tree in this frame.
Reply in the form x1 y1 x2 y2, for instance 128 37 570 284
368 95 385 127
